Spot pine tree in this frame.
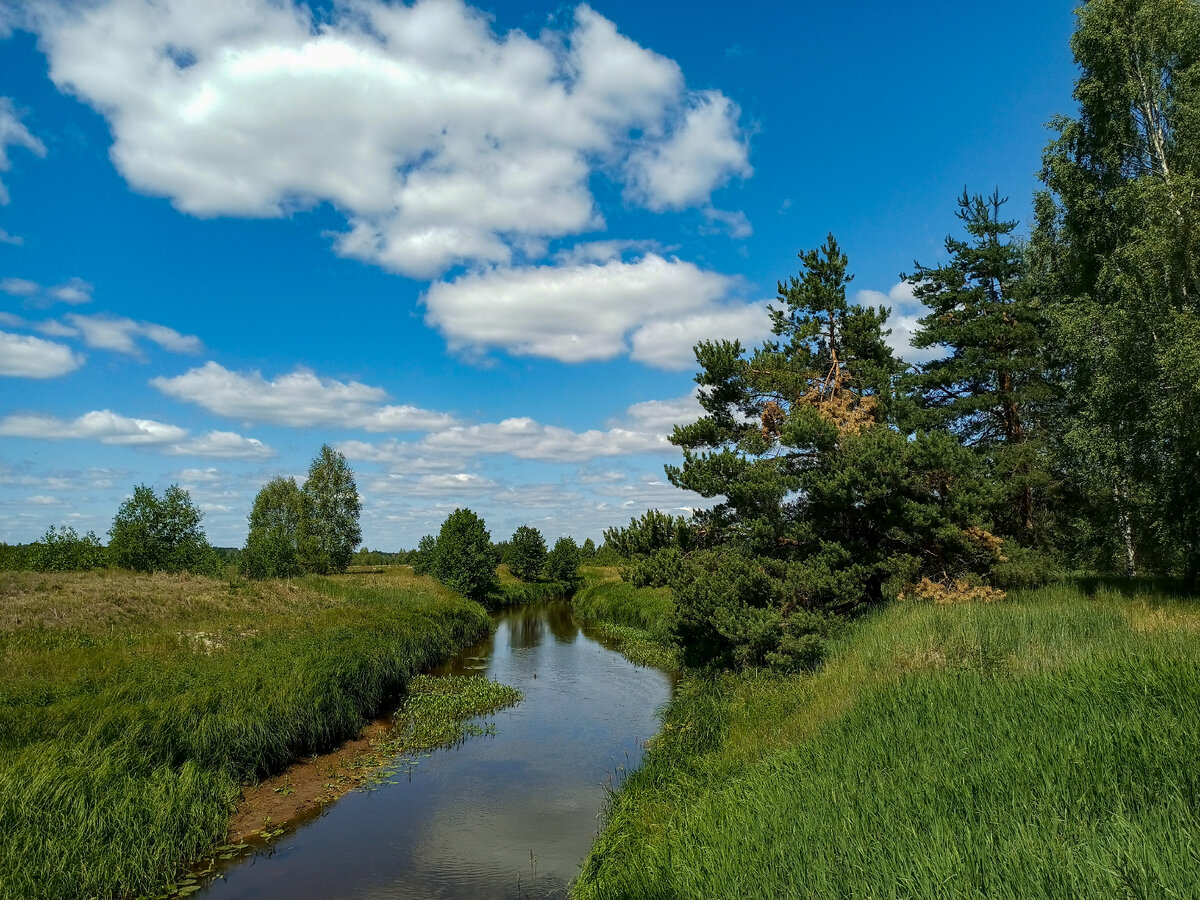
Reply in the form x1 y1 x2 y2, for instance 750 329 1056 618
905 190 1058 543
666 236 1002 669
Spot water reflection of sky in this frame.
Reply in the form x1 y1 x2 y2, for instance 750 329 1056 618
197 602 673 899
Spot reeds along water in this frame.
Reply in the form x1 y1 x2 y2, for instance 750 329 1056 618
575 581 1200 900
0 568 491 900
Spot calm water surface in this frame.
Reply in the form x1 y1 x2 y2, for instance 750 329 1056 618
197 601 673 899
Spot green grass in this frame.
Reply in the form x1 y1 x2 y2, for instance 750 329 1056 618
0 567 492 900
574 581 1200 899
571 567 678 670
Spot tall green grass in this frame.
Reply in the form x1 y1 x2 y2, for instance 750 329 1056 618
572 568 677 668
0 569 491 900
575 582 1200 899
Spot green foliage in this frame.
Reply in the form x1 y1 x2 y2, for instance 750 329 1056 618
577 581 1200 900
239 477 312 579
665 236 1001 669
0 544 33 572
906 190 1059 544
411 534 437 575
1037 0 1200 584
28 526 106 572
109 484 220 575
506 525 547 581
430 508 498 602
621 545 685 588
545 536 582 583
603 509 693 558
301 445 362 575
580 537 597 562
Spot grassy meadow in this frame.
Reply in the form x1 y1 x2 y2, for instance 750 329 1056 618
573 578 1200 899
0 566 492 900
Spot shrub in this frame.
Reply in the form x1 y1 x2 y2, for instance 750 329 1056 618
29 526 107 572
622 546 685 588
671 549 842 672
545 536 582 583
507 525 548 581
431 509 498 602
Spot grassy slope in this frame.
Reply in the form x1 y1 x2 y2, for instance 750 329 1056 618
0 567 491 900
574 580 1200 899
571 567 678 670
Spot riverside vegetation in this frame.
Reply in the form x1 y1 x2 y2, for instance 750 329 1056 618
0 567 512 900
571 576 1200 899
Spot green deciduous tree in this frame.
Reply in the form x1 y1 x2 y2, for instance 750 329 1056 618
109 484 219 574
507 525 547 581
431 508 498 601
1038 0 1200 583
301 445 362 574
412 534 437 575
240 477 313 579
545 536 582 583
905 190 1058 543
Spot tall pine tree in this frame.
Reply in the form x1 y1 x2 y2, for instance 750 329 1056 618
905 190 1057 544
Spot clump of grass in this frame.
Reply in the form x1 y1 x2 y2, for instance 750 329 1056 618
0 568 491 900
575 580 1200 899
394 674 522 748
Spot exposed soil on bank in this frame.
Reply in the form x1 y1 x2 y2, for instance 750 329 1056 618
227 716 398 841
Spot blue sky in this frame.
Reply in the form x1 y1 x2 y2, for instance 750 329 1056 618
0 0 1077 549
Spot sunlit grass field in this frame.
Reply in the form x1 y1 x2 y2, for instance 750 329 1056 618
574 580 1200 899
0 567 491 900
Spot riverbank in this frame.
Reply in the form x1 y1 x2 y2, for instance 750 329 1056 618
0 567 493 900
573 578 1200 899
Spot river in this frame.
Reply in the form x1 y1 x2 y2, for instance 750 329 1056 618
195 601 673 899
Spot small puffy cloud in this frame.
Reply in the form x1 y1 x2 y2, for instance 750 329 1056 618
854 281 945 364
626 91 751 211
628 304 771 370
421 418 670 462
423 253 739 365
0 331 85 377
28 0 750 278
0 409 187 445
60 314 202 355
0 277 39 297
0 228 23 245
164 430 275 459
152 361 456 431
0 98 46 204
46 278 94 305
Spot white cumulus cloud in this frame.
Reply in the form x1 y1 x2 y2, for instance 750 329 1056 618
28 0 751 278
423 253 760 367
0 410 187 445
164 430 275 459
151 361 457 431
0 331 85 378
626 91 752 211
